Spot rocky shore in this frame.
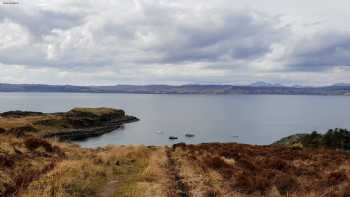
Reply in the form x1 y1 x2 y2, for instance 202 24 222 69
42 115 139 140
0 107 139 141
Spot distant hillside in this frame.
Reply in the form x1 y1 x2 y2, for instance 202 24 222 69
0 83 350 95
249 81 284 87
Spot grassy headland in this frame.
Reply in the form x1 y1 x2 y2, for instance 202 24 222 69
0 107 138 140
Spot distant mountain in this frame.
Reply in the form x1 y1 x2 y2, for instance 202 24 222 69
291 85 305 88
0 83 350 95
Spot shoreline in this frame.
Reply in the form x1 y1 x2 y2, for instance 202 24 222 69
42 116 139 141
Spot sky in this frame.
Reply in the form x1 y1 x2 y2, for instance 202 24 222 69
1 0 350 86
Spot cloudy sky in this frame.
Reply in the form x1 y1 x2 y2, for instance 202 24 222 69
1 0 350 86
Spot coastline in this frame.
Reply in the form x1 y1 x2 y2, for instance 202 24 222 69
42 115 139 141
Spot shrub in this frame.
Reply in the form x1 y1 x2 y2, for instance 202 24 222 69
231 172 255 193
24 137 53 152
238 159 258 172
254 176 271 193
273 173 298 194
0 128 5 134
338 183 350 196
301 131 322 148
0 172 15 196
325 171 348 186
173 143 186 150
205 156 230 170
0 155 14 167
265 158 290 172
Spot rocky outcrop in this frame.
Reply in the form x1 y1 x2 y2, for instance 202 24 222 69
43 115 139 140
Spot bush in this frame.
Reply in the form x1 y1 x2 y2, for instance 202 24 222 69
24 137 53 152
273 173 298 194
205 156 230 170
231 172 255 193
0 173 15 196
325 171 348 186
0 155 14 167
265 158 290 172
321 129 350 150
9 125 37 137
254 176 271 193
301 131 322 148
0 128 5 134
297 129 350 150
238 159 258 172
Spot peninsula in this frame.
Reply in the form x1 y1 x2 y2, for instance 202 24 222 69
0 107 139 140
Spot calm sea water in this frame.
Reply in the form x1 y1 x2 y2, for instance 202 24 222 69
0 92 349 147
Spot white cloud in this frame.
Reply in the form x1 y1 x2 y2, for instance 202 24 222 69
0 19 30 49
0 0 350 85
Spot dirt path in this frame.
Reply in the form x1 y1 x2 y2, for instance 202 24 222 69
166 147 189 197
94 146 189 197
97 180 120 197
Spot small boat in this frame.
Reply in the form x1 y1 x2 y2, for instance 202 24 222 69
185 133 195 138
169 136 178 140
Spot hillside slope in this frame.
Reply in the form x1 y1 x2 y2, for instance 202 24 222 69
1 135 349 196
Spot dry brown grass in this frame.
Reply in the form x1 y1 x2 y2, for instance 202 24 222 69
2 133 350 197
0 135 63 196
171 143 350 197
18 144 172 197
21 160 109 197
172 147 228 196
136 147 171 197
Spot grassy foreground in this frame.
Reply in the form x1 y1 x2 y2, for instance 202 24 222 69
0 135 172 197
0 134 349 196
0 109 349 196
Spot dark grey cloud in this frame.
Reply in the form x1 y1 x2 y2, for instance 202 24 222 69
286 31 350 71
0 6 83 39
0 1 288 69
